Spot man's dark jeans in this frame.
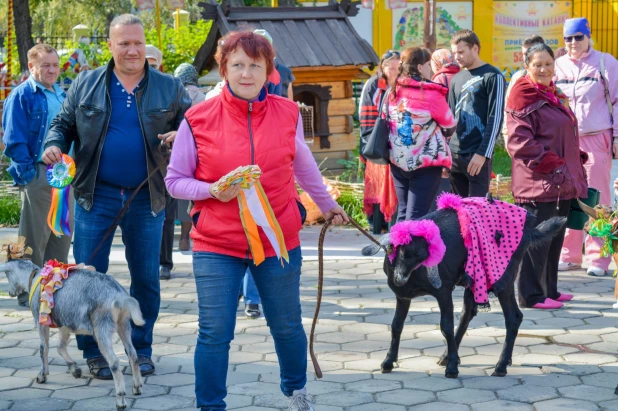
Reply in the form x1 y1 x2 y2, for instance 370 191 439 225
449 152 493 198
73 182 164 359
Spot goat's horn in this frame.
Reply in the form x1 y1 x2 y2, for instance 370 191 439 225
577 199 600 220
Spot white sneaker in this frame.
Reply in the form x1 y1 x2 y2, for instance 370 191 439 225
587 266 606 277
558 261 581 271
288 387 315 411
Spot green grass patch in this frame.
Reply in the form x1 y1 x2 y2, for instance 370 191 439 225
0 195 20 227
336 191 369 228
492 146 512 177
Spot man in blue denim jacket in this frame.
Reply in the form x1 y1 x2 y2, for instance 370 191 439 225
1 44 72 306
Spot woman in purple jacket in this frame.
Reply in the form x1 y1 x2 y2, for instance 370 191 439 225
506 43 588 309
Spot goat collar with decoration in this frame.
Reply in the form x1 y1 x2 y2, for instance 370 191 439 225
388 219 446 266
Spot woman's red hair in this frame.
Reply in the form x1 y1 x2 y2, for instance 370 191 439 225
215 31 276 78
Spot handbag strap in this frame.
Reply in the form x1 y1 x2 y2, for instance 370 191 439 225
378 88 391 119
599 53 613 124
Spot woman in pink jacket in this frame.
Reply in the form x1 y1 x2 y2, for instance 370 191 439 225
555 18 618 277
387 47 457 221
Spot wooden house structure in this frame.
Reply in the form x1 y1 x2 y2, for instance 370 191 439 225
194 0 379 173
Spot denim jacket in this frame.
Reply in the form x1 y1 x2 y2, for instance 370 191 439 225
1 77 65 185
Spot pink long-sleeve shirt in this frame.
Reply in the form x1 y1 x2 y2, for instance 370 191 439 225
165 113 338 214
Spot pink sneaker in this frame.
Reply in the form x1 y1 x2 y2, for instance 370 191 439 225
556 293 573 302
531 298 564 309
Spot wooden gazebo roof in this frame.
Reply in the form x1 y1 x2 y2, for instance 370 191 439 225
194 0 379 75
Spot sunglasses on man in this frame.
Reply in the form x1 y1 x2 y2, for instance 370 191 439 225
382 50 401 60
564 35 585 43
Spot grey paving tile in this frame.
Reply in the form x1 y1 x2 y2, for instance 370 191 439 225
132 394 194 410
409 402 469 411
497 385 558 403
534 398 600 410
375 388 436 406
437 387 496 405
520 373 581 388
471 400 533 411
558 384 616 402
71 397 135 411
463 376 520 390
314 390 374 407
10 398 72 411
51 386 111 400
403 375 462 391
345 378 401 393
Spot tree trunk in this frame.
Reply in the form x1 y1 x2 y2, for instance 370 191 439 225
105 12 116 37
423 0 437 51
13 0 35 73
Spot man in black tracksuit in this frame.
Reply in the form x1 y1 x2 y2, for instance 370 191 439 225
448 29 506 197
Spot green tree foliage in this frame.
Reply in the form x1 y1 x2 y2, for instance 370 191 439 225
145 19 212 73
55 19 211 84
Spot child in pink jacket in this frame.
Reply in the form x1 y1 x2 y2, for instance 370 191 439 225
387 47 457 222
554 17 618 277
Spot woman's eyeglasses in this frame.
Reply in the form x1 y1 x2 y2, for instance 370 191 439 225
564 35 585 43
382 50 401 60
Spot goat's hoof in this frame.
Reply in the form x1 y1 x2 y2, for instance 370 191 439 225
437 355 448 366
133 385 142 395
36 374 47 384
445 369 459 379
381 360 395 373
492 369 507 377
614 385 618 395
71 367 82 379
116 397 127 410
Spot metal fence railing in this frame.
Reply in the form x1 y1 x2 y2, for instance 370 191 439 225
0 35 108 57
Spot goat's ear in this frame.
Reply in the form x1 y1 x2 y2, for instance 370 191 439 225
361 234 391 256
362 244 381 256
577 199 600 220
426 265 442 289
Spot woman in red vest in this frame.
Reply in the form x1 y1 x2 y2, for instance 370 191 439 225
165 31 348 411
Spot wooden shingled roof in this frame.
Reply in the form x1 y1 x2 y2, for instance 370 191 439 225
194 0 379 74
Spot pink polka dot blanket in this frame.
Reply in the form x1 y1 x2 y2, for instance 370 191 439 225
437 193 527 311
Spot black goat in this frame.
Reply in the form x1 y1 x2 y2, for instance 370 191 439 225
363 208 566 378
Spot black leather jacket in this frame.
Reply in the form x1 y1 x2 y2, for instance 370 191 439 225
44 59 191 214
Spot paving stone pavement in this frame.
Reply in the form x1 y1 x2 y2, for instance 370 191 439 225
2 258 618 410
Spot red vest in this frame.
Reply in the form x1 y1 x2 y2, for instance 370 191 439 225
185 86 302 258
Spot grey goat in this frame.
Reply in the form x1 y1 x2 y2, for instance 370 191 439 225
0 258 144 410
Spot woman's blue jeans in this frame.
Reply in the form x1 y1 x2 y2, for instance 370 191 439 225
193 247 306 410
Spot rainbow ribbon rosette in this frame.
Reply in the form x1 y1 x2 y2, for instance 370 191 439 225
46 154 75 237
211 165 289 266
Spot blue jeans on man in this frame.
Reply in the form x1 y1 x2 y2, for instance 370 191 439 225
242 270 261 305
193 247 306 410
73 183 164 361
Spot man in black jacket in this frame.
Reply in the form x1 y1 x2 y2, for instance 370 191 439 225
448 29 505 197
42 14 191 380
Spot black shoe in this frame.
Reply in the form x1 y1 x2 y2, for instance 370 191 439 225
159 266 171 280
245 304 260 319
17 291 29 307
